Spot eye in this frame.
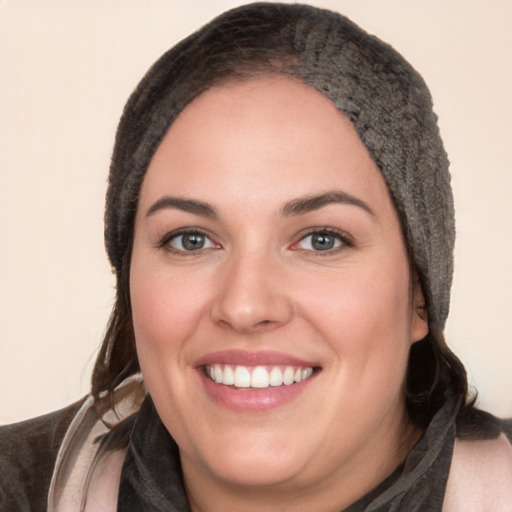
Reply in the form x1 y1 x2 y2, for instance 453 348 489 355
295 229 352 253
162 230 217 253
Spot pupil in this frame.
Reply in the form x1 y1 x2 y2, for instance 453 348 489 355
312 233 334 251
183 234 205 250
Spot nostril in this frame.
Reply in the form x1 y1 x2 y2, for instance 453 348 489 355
255 319 278 329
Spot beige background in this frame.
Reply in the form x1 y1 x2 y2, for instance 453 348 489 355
1 0 511 424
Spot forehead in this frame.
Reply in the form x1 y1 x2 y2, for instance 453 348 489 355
139 76 392 215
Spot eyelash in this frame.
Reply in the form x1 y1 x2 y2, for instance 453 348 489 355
157 226 354 256
292 227 354 256
157 228 218 256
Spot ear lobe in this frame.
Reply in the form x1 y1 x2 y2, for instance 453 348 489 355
411 282 429 343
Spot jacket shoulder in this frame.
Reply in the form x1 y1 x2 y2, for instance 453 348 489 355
443 434 512 511
0 400 85 512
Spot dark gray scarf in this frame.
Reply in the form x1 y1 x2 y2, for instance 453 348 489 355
117 396 456 512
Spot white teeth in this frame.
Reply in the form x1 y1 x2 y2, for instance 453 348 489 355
251 366 269 388
302 367 313 380
283 367 295 385
207 364 315 388
269 367 283 386
222 365 234 385
233 366 251 388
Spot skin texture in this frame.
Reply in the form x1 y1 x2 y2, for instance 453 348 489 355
130 77 429 512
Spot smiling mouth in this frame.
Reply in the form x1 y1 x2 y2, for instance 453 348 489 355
205 364 316 389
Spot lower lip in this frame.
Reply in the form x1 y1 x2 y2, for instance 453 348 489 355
199 371 317 412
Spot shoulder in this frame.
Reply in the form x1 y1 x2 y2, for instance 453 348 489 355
0 400 85 512
443 433 512 511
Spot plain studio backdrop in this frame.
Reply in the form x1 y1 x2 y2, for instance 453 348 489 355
0 0 511 424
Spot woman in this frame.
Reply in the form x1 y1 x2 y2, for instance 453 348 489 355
1 3 511 511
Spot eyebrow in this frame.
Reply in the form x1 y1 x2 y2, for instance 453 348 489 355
145 189 374 220
282 190 374 217
146 196 218 219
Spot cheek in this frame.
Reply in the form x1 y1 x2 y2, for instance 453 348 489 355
130 272 177 404
129 261 216 432
305 261 410 327
130 260 213 350
297 257 412 379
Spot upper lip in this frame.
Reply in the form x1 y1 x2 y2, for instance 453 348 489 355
194 349 318 368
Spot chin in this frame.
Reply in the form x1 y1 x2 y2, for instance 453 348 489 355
185 429 312 488
206 451 306 487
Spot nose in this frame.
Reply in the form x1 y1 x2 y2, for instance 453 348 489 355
210 251 293 334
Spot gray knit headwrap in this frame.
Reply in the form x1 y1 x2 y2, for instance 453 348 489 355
105 2 455 331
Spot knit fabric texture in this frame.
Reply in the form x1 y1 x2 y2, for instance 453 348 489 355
104 2 455 330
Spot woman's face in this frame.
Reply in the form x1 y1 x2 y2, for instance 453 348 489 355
130 77 428 498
